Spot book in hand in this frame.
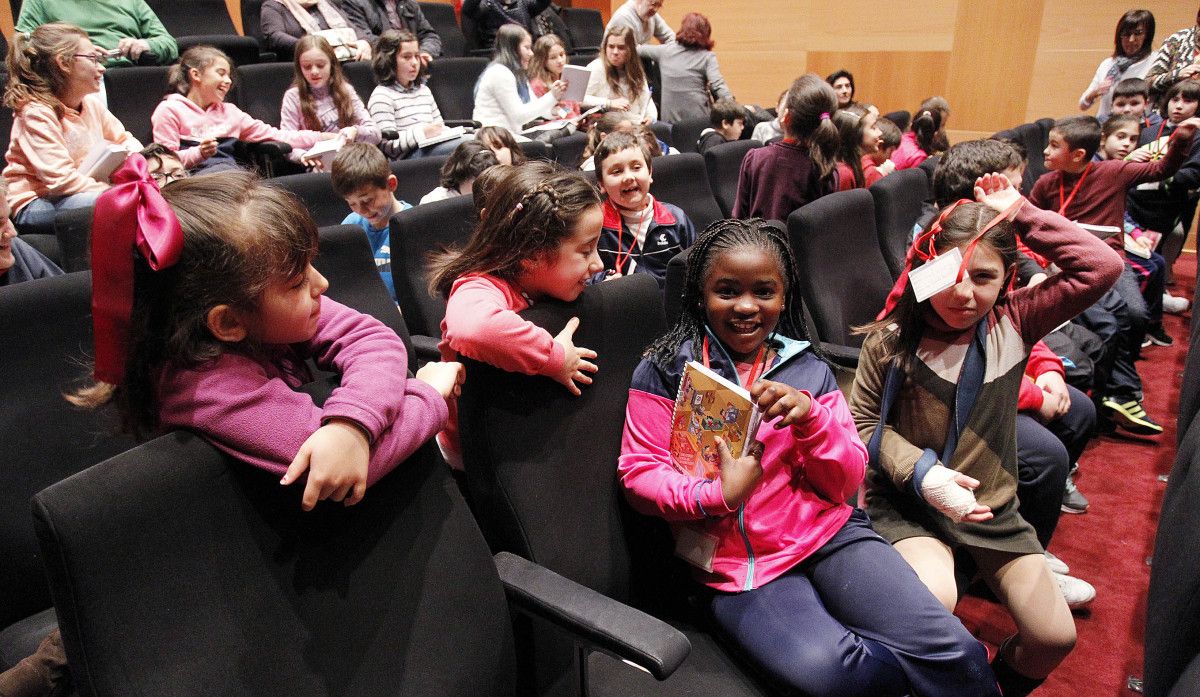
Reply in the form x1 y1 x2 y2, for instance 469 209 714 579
417 124 465 148
302 137 345 170
668 361 762 479
1124 233 1152 259
560 64 592 103
1077 223 1122 240
81 142 130 183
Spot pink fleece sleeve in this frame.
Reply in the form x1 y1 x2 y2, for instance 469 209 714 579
618 388 736 521
150 101 203 168
11 104 108 197
159 298 447 487
441 277 566 377
785 389 866 504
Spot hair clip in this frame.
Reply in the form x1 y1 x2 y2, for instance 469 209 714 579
514 202 523 212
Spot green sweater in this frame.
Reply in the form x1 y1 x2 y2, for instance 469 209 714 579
16 0 178 67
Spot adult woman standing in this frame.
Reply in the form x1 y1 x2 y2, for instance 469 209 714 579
656 12 732 123
1079 9 1156 121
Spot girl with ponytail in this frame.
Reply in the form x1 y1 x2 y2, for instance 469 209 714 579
732 74 840 222
892 96 951 170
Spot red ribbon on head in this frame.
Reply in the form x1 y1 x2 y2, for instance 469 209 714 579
90 154 184 384
876 196 1024 321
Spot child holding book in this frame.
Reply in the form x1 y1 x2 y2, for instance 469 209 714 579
619 218 999 697
852 173 1124 696
281 34 380 167
368 30 461 160
593 132 695 288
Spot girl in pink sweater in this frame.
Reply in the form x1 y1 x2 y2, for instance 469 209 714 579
150 46 332 173
427 161 604 464
72 162 462 511
2 23 141 234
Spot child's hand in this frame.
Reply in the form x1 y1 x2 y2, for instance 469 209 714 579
1125 144 1154 162
338 126 358 142
716 436 763 508
423 121 444 139
606 97 631 111
919 464 993 523
281 418 370 511
415 360 465 401
355 40 373 61
300 153 326 171
1035 371 1070 420
973 172 1022 214
550 79 568 100
1173 117 1200 140
198 138 218 159
749 379 812 429
552 317 599 396
1090 77 1113 100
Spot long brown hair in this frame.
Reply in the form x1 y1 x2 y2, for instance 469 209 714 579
855 202 1018 366
427 161 599 298
69 172 319 439
4 22 89 113
600 26 646 101
292 34 357 130
783 74 840 186
528 33 566 87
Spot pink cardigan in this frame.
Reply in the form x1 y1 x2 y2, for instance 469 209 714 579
890 131 929 170
151 93 324 169
158 296 446 487
2 95 141 215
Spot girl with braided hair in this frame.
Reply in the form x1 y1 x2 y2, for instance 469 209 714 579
619 218 1000 697
428 161 604 465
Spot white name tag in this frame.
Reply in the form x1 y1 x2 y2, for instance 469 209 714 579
909 247 963 303
674 526 719 572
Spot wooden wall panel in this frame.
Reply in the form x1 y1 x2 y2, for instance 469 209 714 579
806 51 949 115
804 0 958 52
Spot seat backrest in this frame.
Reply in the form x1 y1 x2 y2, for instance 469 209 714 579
341 60 378 103
52 205 94 273
241 0 265 43
517 139 551 162
1180 332 1200 445
388 195 477 338
1146 414 1200 697
316 224 415 370
103 66 172 144
561 7 604 50
235 62 296 128
0 105 13 164
649 153 723 232
703 139 760 218
145 0 238 36
917 153 940 183
33 432 515 696
457 273 667 602
391 155 450 205
787 188 892 347
663 248 688 326
0 272 138 629
869 168 929 280
650 119 673 147
641 54 662 115
669 115 710 155
271 172 348 228
426 57 489 122
417 1 466 57
882 110 910 132
551 131 588 168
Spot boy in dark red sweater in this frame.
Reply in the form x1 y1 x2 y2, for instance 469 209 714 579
1030 114 1200 436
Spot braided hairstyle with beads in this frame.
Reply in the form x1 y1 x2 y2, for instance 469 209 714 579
427 161 601 298
644 218 825 369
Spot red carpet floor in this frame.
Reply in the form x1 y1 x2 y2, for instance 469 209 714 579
954 253 1196 696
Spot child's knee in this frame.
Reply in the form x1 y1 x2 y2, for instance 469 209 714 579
1024 618 1077 661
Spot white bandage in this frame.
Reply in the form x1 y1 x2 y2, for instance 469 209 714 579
919 464 978 523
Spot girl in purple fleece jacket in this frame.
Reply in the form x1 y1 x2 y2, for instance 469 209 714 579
72 167 463 512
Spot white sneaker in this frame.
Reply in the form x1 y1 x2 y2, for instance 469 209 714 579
1044 551 1070 575
1054 572 1096 609
1163 293 1190 315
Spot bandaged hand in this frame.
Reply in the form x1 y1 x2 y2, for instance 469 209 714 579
920 464 992 523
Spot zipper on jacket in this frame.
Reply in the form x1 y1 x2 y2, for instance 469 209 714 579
738 503 756 590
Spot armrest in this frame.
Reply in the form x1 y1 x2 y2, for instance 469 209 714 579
240 140 293 157
818 341 860 369
443 120 481 130
410 334 442 364
494 551 690 681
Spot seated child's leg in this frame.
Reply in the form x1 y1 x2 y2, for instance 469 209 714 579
893 534 958 612
806 516 999 697
973 548 1076 680
1045 385 1097 465
1016 414 1070 549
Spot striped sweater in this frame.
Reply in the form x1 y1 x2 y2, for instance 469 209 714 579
367 81 443 160
850 201 1123 511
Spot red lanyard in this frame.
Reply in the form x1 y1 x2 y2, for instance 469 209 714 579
702 336 767 388
1058 162 1092 217
612 204 650 275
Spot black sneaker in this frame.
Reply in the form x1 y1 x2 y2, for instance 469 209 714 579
1143 324 1174 348
1102 397 1164 436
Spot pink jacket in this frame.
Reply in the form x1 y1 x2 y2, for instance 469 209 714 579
3 95 141 215
436 273 568 465
158 296 446 487
151 93 324 168
619 333 867 592
890 131 928 170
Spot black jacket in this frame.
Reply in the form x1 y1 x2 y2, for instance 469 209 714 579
338 0 443 57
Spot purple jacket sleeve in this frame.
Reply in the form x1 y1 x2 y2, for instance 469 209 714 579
158 297 447 486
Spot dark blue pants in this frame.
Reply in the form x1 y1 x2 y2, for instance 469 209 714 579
709 511 999 697
1075 275 1144 402
1016 385 1096 547
1126 252 1166 324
